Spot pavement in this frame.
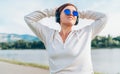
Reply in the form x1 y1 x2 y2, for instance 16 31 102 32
0 61 49 74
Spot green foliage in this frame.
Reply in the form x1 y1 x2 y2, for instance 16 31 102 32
92 35 120 48
1 35 120 49
0 40 45 50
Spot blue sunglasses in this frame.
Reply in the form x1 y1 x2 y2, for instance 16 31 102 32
64 9 78 16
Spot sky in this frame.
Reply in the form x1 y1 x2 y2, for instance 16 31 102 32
0 0 120 37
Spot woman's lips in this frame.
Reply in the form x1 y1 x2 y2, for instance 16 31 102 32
67 16 73 20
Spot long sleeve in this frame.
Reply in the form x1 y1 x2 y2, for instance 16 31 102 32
79 11 107 39
24 9 56 44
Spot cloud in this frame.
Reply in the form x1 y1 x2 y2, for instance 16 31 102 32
0 0 120 36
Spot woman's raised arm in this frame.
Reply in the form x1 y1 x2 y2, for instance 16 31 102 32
79 10 107 39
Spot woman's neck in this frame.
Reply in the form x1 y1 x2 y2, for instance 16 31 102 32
59 24 72 43
60 24 72 35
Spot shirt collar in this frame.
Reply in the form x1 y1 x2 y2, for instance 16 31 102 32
56 26 82 32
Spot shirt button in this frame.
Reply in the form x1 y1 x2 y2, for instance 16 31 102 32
63 45 65 49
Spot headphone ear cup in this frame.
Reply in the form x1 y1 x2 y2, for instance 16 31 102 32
55 10 60 23
75 16 79 25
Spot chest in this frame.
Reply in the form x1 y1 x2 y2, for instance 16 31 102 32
46 31 91 58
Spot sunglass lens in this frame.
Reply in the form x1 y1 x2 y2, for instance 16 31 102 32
64 9 70 15
73 11 78 16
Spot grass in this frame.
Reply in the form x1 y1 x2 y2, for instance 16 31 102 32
94 72 103 74
0 58 49 70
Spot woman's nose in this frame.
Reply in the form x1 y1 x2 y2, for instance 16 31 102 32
69 12 74 16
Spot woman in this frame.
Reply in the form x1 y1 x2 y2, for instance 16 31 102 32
24 3 107 74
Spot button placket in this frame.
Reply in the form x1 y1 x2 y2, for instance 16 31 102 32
63 44 65 49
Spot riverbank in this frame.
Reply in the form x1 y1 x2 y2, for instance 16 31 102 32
0 58 49 69
0 61 49 74
0 58 102 74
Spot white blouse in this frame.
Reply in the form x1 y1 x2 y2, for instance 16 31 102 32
24 9 107 74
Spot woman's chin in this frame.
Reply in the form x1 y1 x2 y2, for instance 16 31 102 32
61 22 75 26
67 22 75 26
66 23 74 26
